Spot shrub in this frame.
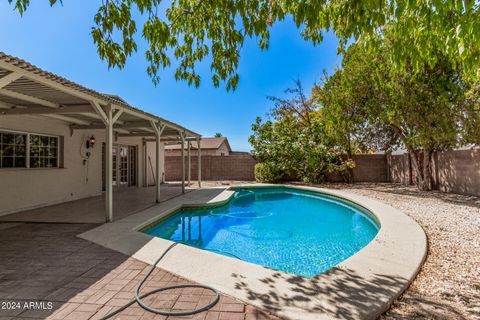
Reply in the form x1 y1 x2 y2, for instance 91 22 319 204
254 162 284 183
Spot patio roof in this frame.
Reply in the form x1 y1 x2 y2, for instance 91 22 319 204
0 52 202 222
0 52 200 139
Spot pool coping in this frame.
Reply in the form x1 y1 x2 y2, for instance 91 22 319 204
79 184 427 320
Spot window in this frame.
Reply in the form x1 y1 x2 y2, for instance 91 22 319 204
29 134 58 168
0 132 27 168
0 130 60 169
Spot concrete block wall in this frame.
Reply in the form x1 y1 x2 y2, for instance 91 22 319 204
165 154 389 183
435 149 480 196
165 154 257 181
388 149 480 197
388 154 411 185
325 154 389 183
350 154 388 182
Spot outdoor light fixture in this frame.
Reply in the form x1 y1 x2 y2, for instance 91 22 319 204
86 135 95 149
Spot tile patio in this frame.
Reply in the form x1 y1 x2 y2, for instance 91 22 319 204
0 223 279 320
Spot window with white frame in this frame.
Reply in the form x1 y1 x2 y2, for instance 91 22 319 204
0 130 60 169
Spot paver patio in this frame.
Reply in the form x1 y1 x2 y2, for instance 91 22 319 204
0 184 189 224
0 222 279 320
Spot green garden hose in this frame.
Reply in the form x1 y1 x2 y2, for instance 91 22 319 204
98 242 220 319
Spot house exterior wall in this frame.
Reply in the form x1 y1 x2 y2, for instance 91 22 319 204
0 115 164 215
145 141 165 186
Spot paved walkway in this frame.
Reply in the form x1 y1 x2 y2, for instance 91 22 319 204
0 223 279 320
0 185 187 224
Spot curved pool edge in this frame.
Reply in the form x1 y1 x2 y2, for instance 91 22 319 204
78 184 427 320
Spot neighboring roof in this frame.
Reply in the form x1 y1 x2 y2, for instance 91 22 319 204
165 137 232 151
0 52 200 138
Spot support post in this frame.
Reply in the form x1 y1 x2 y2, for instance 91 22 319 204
197 137 202 188
181 133 186 193
155 131 161 202
187 141 191 186
105 106 113 222
150 121 165 203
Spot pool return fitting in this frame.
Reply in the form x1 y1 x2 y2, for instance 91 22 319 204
98 242 220 319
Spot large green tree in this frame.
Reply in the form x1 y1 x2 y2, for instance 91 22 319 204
8 0 480 89
331 43 479 190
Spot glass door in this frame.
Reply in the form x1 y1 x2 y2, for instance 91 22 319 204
112 146 118 186
103 144 137 190
118 145 129 187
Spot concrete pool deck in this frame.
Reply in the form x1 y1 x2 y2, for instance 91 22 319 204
80 184 427 320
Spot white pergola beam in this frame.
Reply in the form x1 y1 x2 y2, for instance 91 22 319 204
45 114 90 125
118 105 200 138
0 61 201 138
90 101 109 125
0 105 93 115
70 122 158 133
0 72 22 89
112 109 124 124
0 61 116 114
0 88 59 108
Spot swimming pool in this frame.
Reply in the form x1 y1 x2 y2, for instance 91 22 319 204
143 187 379 277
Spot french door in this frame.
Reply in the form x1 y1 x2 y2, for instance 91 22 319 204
103 144 137 189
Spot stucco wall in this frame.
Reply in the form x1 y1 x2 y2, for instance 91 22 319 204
0 115 164 215
145 141 165 186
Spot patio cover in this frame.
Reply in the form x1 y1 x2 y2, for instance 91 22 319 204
0 52 202 222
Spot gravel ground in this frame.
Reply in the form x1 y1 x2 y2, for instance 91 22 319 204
199 181 480 320
320 183 480 320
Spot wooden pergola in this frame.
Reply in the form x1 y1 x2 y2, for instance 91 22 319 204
0 52 202 222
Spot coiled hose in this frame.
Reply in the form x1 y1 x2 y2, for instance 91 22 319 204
98 242 220 319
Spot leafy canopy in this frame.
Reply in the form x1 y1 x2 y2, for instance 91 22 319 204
8 0 480 89
249 81 354 183
316 42 480 190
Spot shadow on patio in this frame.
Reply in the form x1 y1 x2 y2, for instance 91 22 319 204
0 184 190 224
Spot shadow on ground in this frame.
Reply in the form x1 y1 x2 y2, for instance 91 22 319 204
232 266 409 319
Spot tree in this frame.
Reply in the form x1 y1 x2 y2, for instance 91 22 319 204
214 132 222 137
312 68 397 182
334 43 479 190
8 0 480 89
249 81 352 183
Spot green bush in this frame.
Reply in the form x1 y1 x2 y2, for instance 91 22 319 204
254 162 283 183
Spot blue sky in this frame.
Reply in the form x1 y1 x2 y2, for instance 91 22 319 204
0 2 341 151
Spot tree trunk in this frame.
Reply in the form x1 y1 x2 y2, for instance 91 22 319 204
408 148 433 191
345 132 354 184
422 150 433 191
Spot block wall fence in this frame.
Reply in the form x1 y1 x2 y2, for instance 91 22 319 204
165 149 480 197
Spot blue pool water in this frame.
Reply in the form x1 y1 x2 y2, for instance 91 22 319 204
144 187 379 277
